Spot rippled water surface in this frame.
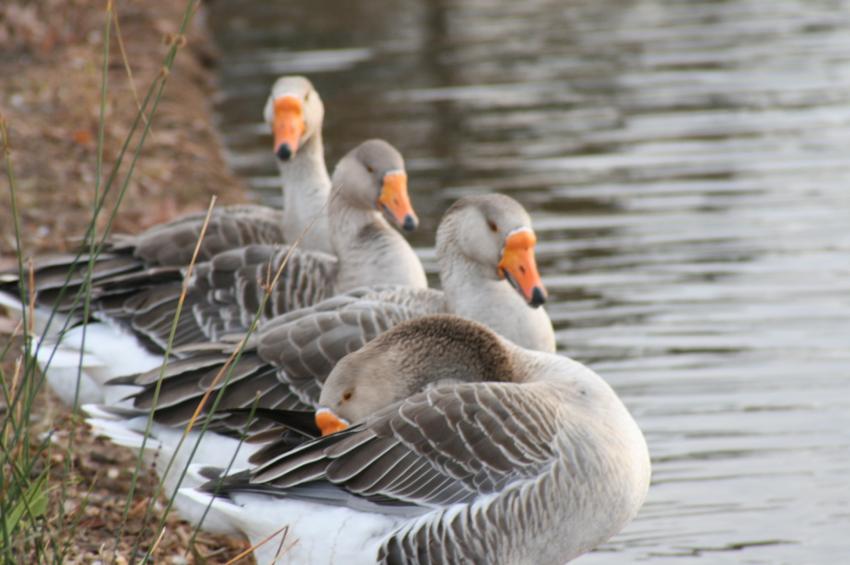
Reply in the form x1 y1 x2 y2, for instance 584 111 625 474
207 1 850 562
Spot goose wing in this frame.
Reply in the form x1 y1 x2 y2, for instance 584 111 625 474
235 381 561 508
254 287 445 407
112 204 285 266
189 244 338 341
121 288 446 433
0 204 285 325
91 243 337 352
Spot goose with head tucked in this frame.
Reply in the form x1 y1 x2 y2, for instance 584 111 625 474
84 194 555 526
181 314 651 565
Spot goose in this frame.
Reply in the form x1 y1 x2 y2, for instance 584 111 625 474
3 138 425 406
84 193 556 531
181 314 651 565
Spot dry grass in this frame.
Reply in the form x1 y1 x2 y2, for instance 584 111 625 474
20 395 252 563
0 0 259 561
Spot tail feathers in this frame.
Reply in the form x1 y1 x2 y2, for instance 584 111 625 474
34 342 108 406
40 322 163 384
35 338 106 369
85 416 163 454
40 365 103 406
83 409 257 502
80 402 143 420
31 330 109 406
29 323 159 407
82 403 166 455
54 323 164 375
195 464 227 484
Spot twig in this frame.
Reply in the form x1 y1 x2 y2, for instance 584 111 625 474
223 524 293 565
112 2 152 134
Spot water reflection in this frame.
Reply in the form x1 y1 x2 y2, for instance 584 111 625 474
208 0 850 562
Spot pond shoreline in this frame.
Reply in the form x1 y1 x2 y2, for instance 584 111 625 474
1 0 255 561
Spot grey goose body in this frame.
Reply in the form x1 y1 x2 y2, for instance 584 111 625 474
188 315 650 565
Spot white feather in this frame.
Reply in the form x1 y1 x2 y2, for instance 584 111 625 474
178 487 409 564
30 322 162 406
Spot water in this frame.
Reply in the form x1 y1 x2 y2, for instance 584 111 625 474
207 1 850 562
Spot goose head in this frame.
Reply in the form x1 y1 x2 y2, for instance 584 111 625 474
316 314 512 435
437 194 547 307
331 139 418 231
263 75 325 162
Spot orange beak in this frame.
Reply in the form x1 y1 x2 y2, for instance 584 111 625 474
378 171 418 231
273 96 305 161
498 228 547 308
315 407 350 437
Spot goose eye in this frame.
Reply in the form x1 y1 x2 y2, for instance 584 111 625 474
343 390 353 401
487 220 498 232
366 165 375 173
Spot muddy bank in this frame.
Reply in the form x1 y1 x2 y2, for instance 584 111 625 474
1 0 255 561
0 0 248 259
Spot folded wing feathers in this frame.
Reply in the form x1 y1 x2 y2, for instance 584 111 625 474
324 438 399 483
125 354 223 386
235 383 561 512
127 351 308 434
113 290 437 441
1 205 284 328
188 244 337 342
129 205 285 266
250 429 364 484
254 292 434 407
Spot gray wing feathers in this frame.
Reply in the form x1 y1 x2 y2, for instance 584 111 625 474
247 382 560 508
126 351 295 431
190 245 338 341
0 205 285 343
94 242 335 352
123 288 446 434
256 290 445 406
122 205 284 266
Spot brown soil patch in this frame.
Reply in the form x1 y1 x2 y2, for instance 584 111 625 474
0 0 247 256
1 0 257 562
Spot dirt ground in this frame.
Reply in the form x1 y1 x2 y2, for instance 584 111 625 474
0 0 248 259
1 0 257 562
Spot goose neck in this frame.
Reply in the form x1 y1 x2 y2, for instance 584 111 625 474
278 131 332 252
330 206 426 292
438 248 555 352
